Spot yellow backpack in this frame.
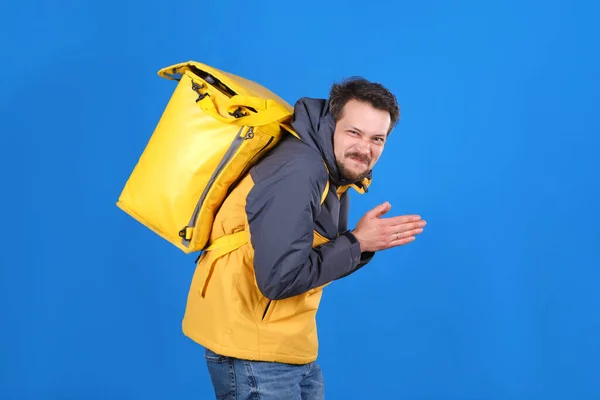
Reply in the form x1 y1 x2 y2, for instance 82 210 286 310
116 61 328 254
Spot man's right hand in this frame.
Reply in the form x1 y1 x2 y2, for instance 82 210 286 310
351 202 426 253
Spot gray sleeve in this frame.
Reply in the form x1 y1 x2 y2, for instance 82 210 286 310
245 156 364 300
333 239 375 280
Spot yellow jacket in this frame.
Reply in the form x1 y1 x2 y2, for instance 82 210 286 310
182 97 374 364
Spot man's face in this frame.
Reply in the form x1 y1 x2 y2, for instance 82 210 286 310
333 99 390 183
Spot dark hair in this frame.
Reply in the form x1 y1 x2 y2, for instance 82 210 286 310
328 77 400 134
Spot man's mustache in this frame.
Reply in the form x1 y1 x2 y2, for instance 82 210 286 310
346 152 370 165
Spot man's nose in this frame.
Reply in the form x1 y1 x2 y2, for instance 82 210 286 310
356 140 371 154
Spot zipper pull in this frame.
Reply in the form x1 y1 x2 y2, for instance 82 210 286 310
244 127 255 139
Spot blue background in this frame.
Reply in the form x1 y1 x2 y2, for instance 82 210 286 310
2 0 599 399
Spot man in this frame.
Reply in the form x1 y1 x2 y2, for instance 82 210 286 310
182 77 426 399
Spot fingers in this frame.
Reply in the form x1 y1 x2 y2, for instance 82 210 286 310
391 227 423 241
385 215 423 226
367 201 391 218
401 220 427 232
384 219 427 236
387 226 425 248
389 235 416 247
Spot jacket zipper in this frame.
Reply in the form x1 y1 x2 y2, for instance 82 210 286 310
180 126 255 248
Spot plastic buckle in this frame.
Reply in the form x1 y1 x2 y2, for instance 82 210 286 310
230 107 246 118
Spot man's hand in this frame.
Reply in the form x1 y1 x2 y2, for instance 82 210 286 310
352 202 426 252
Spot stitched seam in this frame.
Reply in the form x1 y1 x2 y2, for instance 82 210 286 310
229 357 236 399
244 361 261 400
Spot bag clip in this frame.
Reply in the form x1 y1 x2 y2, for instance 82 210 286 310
229 107 246 118
191 82 209 102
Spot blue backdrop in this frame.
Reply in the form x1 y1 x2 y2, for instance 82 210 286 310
2 0 599 399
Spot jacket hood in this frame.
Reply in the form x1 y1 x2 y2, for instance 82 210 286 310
289 97 371 189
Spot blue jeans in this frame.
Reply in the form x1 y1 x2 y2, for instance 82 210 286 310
204 348 325 400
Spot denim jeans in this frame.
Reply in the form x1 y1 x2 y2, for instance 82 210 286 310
204 348 325 400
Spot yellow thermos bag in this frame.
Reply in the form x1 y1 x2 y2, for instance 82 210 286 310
116 61 296 253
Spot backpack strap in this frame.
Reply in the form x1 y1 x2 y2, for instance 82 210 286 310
198 162 330 261
203 230 249 254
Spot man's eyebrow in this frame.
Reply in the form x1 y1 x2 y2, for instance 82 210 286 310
345 125 363 132
346 125 386 138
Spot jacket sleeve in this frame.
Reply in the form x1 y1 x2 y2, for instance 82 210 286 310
333 241 375 280
333 191 376 280
246 156 365 300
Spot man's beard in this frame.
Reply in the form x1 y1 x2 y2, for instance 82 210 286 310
337 152 371 183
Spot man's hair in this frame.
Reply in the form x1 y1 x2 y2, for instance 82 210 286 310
328 77 400 135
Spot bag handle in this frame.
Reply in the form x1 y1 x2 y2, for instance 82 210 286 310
190 74 291 127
